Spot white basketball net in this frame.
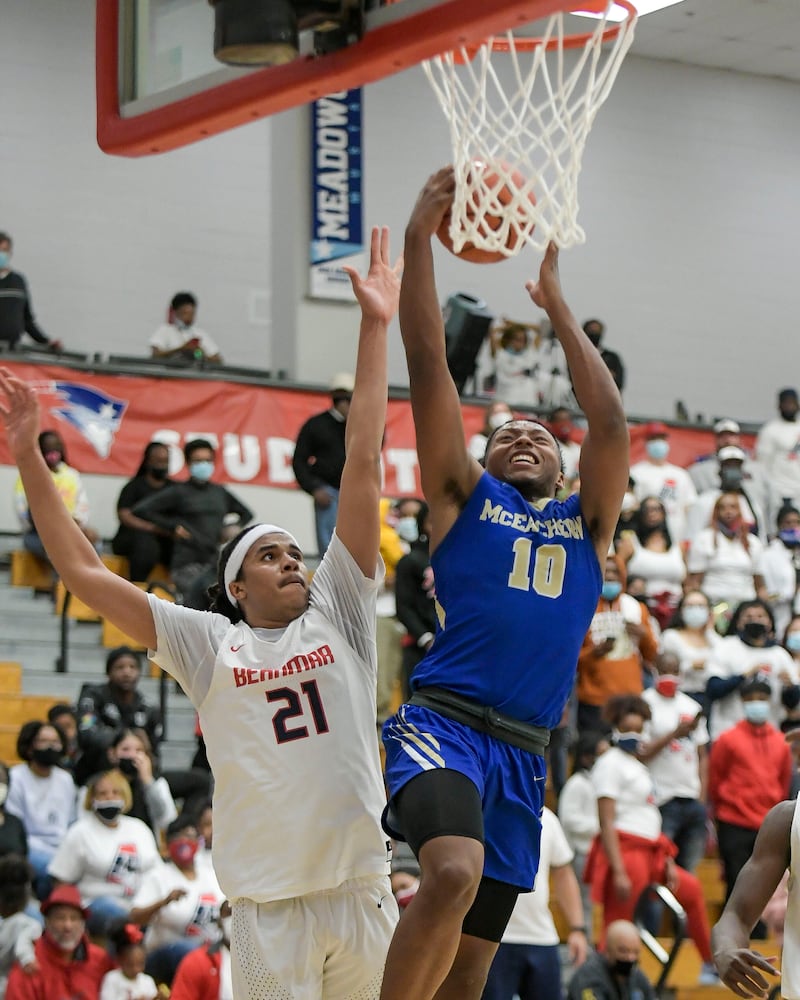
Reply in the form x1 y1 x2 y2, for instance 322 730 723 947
422 5 637 255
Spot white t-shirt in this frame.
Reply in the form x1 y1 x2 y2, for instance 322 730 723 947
625 537 686 599
756 418 800 507
132 859 224 950
558 771 599 856
686 528 764 606
219 948 234 1000
588 593 648 660
590 746 662 841
48 813 162 905
659 627 722 694
501 808 574 946
493 346 539 407
149 322 220 357
100 968 159 1000
147 532 391 904
6 764 77 853
706 636 799 739
641 689 708 803
630 460 697 542
760 539 800 637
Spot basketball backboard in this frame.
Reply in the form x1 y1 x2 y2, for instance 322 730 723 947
97 0 586 157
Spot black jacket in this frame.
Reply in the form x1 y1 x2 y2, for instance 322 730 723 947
567 952 655 1000
76 682 163 785
292 410 347 494
395 541 436 644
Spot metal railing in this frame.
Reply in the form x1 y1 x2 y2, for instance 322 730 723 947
633 883 687 997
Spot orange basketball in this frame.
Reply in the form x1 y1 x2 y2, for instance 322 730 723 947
436 160 535 264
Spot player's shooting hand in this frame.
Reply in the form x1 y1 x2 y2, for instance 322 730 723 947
343 226 403 327
0 368 41 460
524 242 563 313
407 167 456 238
714 947 779 998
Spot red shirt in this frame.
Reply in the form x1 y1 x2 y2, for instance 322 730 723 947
5 932 113 1000
709 719 792 829
169 944 224 1000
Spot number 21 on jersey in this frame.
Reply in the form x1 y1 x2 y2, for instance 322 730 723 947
507 540 566 598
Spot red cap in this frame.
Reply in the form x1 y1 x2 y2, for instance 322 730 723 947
40 884 88 919
643 421 669 438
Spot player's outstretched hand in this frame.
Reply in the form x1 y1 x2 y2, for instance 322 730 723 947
407 167 456 238
525 242 564 314
343 226 403 327
0 368 40 460
714 947 779 998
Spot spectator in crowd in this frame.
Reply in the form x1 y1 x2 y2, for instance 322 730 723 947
130 814 224 986
640 652 709 874
0 856 41 994
685 445 766 543
132 438 252 605
111 441 174 582
76 646 163 787
689 418 767 501
106 729 177 839
482 807 589 1000
582 318 625 393
576 554 658 734
685 491 766 608
586 695 717 984
195 800 214 872
757 387 800 525
47 703 80 775
630 423 697 543
783 615 800 727
394 501 436 700
48 769 162 937
549 406 582 488
0 763 27 860
467 401 514 463
568 920 655 1000
535 325 575 409
14 430 98 564
150 292 221 364
705 599 799 740
6 721 76 900
0 232 60 352
658 589 721 707
558 731 610 932
292 371 353 557
489 319 540 407
709 674 792 909
100 921 159 1000
761 504 800 637
6 884 113 1000
617 496 686 630
169 903 233 1000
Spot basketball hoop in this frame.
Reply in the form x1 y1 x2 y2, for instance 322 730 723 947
423 1 638 256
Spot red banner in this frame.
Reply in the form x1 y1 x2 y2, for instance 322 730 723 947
0 362 753 496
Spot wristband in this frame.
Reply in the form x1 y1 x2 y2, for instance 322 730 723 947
569 926 587 934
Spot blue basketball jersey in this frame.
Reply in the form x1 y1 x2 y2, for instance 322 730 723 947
410 472 602 729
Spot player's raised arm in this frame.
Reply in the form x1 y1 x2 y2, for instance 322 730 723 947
336 226 402 577
400 169 483 548
526 244 629 564
0 368 156 649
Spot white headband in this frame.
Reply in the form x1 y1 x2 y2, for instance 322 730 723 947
224 524 300 605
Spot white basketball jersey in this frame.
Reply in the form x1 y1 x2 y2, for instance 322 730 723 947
148 534 391 903
784 798 800 999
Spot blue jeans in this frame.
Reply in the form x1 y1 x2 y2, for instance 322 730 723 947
85 896 129 936
27 846 55 900
482 942 562 1000
314 485 339 557
659 797 707 874
146 938 203 986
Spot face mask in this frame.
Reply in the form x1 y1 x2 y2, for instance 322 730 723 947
655 676 680 698
720 467 744 489
743 701 770 725
587 333 602 348
740 621 768 642
682 606 709 630
396 517 419 543
189 460 214 482
116 757 139 779
0 782 7 807
613 731 641 755
0 251 9 269
601 581 622 601
31 747 62 767
148 466 169 481
93 800 125 823
610 959 636 978
505 346 524 356
780 528 800 548
44 450 63 468
786 633 800 652
168 838 199 867
646 439 669 462
488 412 512 431
780 408 797 422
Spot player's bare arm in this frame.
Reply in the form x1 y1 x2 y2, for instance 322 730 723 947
401 168 484 552
337 226 402 577
0 368 156 648
711 800 789 998
526 244 629 565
